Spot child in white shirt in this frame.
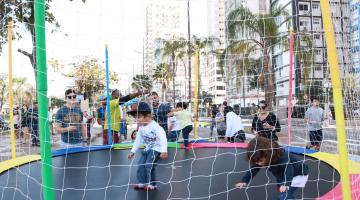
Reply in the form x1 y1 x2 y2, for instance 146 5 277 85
127 102 168 191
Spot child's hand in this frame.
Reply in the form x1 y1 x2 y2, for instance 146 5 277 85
160 152 168 159
128 152 135 160
279 186 289 193
235 182 247 189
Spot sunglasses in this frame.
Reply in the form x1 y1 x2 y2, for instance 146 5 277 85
66 95 77 99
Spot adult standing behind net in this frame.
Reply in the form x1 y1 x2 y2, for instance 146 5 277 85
54 89 86 148
224 106 246 143
215 104 226 142
148 92 171 136
103 89 145 145
29 102 39 147
251 100 281 141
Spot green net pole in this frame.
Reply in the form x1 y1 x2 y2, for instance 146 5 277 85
34 0 55 199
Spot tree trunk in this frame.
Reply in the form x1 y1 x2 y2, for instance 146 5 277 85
0 83 6 112
172 53 176 107
263 52 274 109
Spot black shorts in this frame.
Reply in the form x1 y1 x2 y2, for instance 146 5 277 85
217 129 225 139
309 129 323 145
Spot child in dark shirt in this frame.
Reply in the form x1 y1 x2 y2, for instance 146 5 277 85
235 137 309 200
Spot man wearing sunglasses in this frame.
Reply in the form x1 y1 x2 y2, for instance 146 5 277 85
54 89 86 148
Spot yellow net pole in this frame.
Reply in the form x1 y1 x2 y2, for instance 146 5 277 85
193 48 199 140
320 0 352 199
8 20 16 159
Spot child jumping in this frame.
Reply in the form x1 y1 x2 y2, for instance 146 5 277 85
127 102 168 191
235 137 309 200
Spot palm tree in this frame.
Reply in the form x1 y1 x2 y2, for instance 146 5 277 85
224 5 290 108
191 36 213 97
131 74 152 91
162 37 186 105
152 63 171 102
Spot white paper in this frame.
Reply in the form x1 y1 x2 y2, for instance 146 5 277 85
291 175 309 188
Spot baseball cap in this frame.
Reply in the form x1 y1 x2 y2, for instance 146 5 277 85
127 102 152 117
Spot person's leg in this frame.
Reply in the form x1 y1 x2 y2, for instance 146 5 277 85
278 186 297 200
308 131 316 148
235 130 246 142
112 131 120 143
144 150 160 186
168 131 176 142
315 129 323 150
182 126 192 148
136 151 148 186
102 129 108 145
31 125 37 145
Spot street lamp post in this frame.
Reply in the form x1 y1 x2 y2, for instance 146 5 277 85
323 81 331 126
187 0 191 104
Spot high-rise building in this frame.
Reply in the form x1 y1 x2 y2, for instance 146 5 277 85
272 0 351 109
207 0 227 104
145 0 187 74
350 0 360 78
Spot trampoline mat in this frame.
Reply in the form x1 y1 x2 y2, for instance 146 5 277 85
0 148 340 200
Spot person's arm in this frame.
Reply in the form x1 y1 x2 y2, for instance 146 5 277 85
251 115 257 134
273 114 281 132
158 127 168 153
241 165 261 184
130 131 143 153
119 91 144 105
225 113 232 137
282 163 295 187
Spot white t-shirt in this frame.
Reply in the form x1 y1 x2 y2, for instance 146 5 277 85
168 116 181 132
225 112 244 137
131 121 168 153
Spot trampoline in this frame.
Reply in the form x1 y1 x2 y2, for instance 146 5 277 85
0 142 351 200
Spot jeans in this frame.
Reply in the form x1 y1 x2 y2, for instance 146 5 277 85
31 125 38 144
169 130 181 142
137 150 160 186
278 186 297 200
181 125 193 147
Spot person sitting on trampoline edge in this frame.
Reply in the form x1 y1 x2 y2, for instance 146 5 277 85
127 102 168 191
235 137 309 200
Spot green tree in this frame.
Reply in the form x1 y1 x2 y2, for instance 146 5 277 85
152 63 171 102
162 37 186 104
131 74 152 91
224 5 290 108
0 0 85 89
0 76 34 111
65 56 119 103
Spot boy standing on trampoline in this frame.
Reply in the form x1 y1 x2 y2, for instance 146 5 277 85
235 137 309 200
127 102 168 191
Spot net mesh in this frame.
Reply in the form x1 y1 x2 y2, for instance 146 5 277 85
0 0 359 199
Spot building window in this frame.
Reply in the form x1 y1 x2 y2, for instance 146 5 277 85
315 65 322 71
216 77 222 81
314 34 321 40
315 49 321 55
312 4 319 10
217 86 225 90
313 18 321 25
299 4 309 11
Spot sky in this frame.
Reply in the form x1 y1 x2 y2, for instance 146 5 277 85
0 0 208 97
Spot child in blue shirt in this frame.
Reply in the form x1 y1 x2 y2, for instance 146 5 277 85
127 102 168 191
236 137 309 200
